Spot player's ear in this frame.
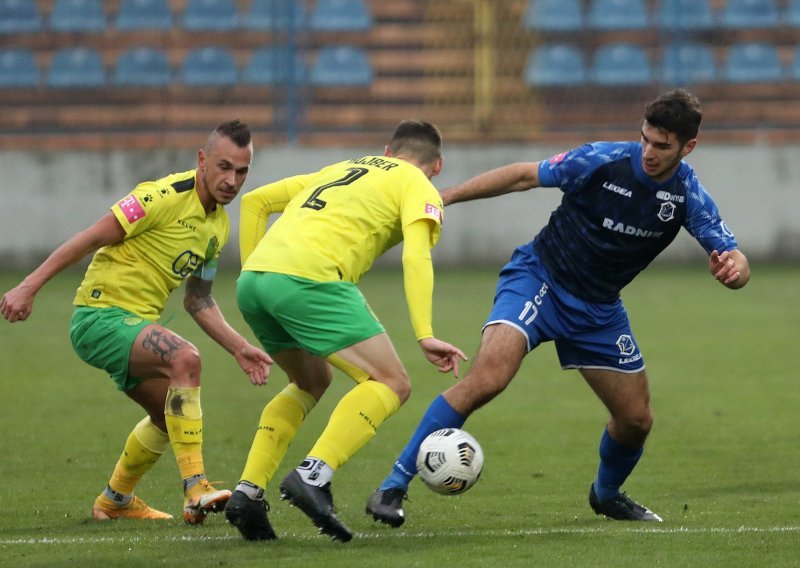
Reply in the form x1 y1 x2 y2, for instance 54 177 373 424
431 156 443 178
197 148 206 171
681 139 697 158
384 145 392 157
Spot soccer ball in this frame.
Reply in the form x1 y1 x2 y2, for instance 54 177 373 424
416 428 484 495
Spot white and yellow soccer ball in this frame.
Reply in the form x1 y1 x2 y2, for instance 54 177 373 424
416 428 484 495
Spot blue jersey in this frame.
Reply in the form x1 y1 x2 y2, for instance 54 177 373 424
528 141 738 303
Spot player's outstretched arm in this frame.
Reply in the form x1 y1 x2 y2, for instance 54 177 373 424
1 213 124 323
440 162 542 206
709 249 750 289
418 337 468 379
184 276 273 385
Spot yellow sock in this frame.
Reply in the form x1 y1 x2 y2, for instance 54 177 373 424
241 383 316 488
164 386 205 482
308 380 401 470
108 417 170 496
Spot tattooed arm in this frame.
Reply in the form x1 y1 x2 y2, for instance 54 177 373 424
184 276 272 385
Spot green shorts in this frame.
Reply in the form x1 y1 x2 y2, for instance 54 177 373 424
236 271 384 357
69 306 152 391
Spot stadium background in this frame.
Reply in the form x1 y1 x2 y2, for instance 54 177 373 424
1 0 799 267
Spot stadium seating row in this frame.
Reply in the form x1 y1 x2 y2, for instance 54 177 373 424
525 42 800 86
0 45 373 88
524 0 800 32
0 0 371 33
5 40 798 91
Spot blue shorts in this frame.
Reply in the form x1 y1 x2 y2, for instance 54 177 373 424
485 247 645 373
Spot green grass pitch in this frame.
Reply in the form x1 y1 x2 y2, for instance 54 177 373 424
0 264 798 567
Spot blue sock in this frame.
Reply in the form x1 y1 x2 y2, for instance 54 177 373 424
593 427 643 502
379 394 466 492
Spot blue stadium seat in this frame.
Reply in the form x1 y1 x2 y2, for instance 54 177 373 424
241 46 307 85
47 47 106 88
116 0 173 31
309 0 371 32
114 47 171 87
591 43 652 85
662 43 717 85
723 42 783 82
0 48 40 87
792 45 800 80
659 0 714 30
49 0 107 32
720 0 779 29
181 0 238 31
241 0 305 30
523 0 583 32
588 0 648 30
0 0 43 34
523 44 586 86
786 0 800 27
179 46 237 86
310 45 372 86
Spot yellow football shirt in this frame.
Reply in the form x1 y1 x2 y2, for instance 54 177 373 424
73 170 230 320
240 156 444 283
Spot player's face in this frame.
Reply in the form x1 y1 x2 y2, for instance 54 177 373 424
640 120 696 182
197 136 253 209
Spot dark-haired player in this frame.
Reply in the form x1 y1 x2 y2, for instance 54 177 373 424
224 120 466 542
368 89 749 526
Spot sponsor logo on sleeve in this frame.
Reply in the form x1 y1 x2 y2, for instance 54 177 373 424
425 202 443 223
549 151 567 164
117 195 146 224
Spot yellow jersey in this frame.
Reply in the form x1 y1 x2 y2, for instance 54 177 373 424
73 170 229 320
240 156 443 283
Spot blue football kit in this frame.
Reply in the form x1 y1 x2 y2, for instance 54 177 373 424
485 141 739 372
375 140 741 508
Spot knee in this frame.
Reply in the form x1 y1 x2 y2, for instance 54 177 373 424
382 371 411 404
459 370 510 408
303 380 329 401
149 413 168 432
438 374 506 417
169 343 202 386
616 407 653 446
396 381 411 404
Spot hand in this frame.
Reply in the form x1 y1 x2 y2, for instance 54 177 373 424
1 283 35 323
418 337 468 378
708 250 741 287
235 343 273 386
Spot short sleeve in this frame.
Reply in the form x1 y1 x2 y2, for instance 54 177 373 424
110 181 172 238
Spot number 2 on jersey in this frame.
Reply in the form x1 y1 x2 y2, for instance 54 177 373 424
301 167 369 210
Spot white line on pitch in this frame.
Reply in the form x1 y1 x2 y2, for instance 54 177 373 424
2 525 800 545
